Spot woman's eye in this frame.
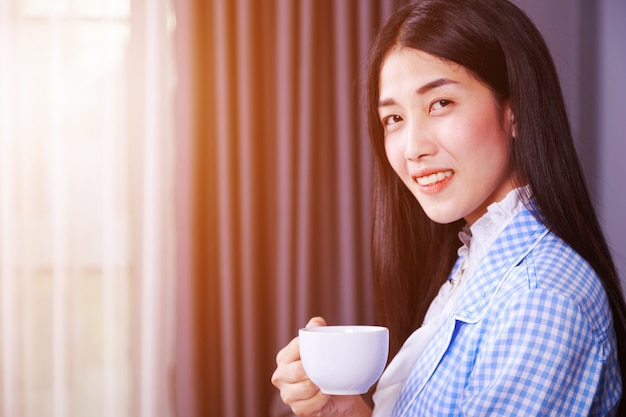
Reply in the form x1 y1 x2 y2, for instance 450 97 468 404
430 99 452 112
383 114 403 126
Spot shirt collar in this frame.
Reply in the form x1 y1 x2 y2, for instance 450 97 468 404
454 186 530 282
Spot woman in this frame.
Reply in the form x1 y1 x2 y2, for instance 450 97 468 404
272 0 626 415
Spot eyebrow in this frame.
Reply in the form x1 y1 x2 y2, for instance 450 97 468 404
378 77 459 108
417 78 458 94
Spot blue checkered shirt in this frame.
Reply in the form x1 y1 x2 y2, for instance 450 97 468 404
391 206 621 416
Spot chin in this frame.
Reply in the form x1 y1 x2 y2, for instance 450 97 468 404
423 210 464 225
416 195 467 225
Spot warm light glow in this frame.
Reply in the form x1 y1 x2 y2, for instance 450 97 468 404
0 0 176 415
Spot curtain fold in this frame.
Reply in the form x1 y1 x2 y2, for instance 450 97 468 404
174 1 409 415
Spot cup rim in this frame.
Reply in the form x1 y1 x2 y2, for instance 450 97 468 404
299 325 388 335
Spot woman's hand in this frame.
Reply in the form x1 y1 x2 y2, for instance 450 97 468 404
271 317 372 417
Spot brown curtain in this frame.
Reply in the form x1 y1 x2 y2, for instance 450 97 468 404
174 1 409 416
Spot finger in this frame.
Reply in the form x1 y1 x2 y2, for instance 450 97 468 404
279 378 325 409
289 388 331 417
277 318 326 367
305 316 327 328
272 357 310 390
280 376 319 402
283 359 310 382
275 336 301 365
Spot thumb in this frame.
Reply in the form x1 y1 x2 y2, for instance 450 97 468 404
305 316 327 328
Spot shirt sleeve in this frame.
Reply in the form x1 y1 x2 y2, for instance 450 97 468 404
461 289 616 416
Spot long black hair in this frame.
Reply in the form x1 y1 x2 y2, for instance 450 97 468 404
366 0 626 409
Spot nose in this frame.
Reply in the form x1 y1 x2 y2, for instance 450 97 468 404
404 119 435 161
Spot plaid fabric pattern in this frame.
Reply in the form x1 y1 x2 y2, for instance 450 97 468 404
391 207 621 416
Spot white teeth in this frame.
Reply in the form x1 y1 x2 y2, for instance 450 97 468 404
416 171 452 185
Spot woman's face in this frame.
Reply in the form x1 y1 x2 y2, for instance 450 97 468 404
379 47 516 225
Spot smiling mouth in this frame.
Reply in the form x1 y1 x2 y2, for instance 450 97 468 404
415 170 453 185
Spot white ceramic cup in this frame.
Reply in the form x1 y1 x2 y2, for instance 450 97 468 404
299 325 389 395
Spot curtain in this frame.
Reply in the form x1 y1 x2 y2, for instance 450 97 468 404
174 0 408 416
0 0 176 416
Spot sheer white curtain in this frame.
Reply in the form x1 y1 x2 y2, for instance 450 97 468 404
0 0 176 416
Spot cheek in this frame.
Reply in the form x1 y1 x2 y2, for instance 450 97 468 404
464 125 511 179
457 112 508 155
384 137 405 175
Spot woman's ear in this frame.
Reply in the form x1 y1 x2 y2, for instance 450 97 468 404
505 105 516 138
511 115 516 138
